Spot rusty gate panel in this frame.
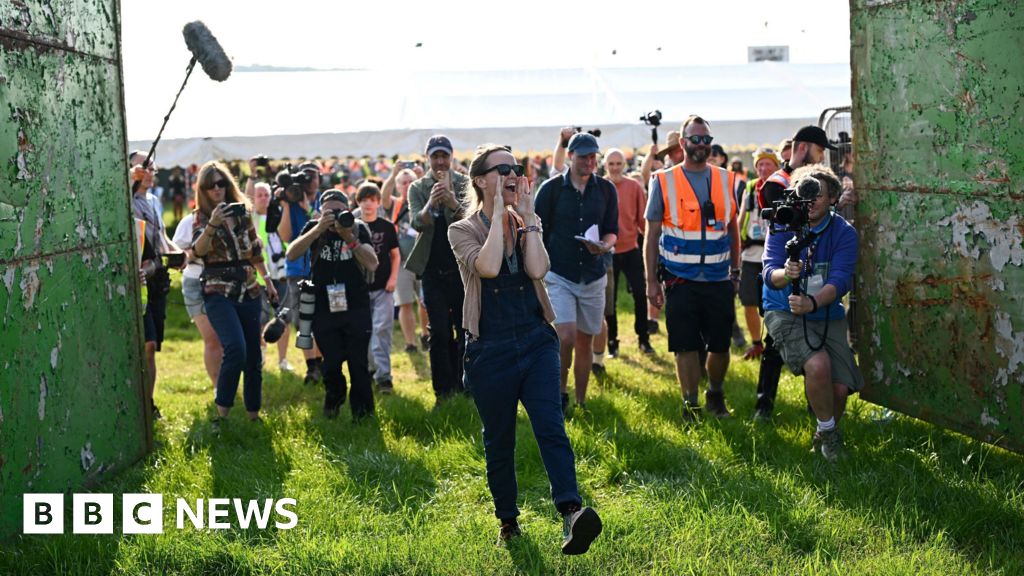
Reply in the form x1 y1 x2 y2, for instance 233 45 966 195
0 0 148 538
851 0 1024 452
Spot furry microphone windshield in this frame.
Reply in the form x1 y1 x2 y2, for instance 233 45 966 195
182 21 232 82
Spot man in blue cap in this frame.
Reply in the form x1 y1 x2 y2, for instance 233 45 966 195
535 132 619 415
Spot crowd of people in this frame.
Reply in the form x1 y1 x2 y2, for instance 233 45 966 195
128 118 860 552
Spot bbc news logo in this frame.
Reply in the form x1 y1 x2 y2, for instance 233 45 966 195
23 494 297 534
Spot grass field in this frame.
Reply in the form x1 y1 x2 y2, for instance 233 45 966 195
2 273 1023 575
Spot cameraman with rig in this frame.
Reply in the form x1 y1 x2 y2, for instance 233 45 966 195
277 163 326 385
753 126 834 421
762 165 863 462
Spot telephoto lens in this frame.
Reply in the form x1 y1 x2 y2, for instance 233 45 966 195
295 280 317 349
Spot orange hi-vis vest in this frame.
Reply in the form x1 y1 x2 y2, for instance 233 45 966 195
758 167 792 210
657 165 737 282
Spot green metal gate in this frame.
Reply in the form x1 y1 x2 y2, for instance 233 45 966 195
851 0 1024 452
0 0 149 537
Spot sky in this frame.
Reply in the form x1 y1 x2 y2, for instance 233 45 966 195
120 0 851 142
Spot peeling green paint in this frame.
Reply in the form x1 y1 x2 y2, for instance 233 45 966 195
852 0 1024 452
1 0 148 538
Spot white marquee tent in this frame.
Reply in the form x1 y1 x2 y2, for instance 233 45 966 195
127 62 850 165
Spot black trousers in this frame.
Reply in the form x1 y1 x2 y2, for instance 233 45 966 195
607 248 649 346
754 273 783 411
422 269 466 398
313 306 374 418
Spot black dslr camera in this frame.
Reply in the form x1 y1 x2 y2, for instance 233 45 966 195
760 177 822 295
324 208 355 229
275 165 313 204
640 110 662 144
760 177 820 232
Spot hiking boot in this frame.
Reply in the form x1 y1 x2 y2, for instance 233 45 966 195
638 341 655 355
814 428 845 462
752 406 773 422
647 319 660 335
705 390 732 418
496 520 522 545
561 393 570 418
304 364 323 386
378 380 394 395
607 340 619 358
561 506 602 555
743 343 764 360
682 402 702 423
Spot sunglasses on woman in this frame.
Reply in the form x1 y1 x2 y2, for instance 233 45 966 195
684 135 714 145
484 164 524 177
206 178 229 190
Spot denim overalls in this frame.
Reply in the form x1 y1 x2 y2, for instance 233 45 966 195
464 237 582 521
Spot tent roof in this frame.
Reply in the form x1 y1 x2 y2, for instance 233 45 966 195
127 62 850 165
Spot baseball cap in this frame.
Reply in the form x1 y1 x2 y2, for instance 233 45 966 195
319 189 347 205
567 132 600 155
425 135 453 157
655 131 681 161
792 126 838 151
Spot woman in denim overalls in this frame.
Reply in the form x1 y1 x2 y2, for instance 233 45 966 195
448 144 602 554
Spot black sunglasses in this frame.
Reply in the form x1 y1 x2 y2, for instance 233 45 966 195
208 179 229 189
484 164 524 177
684 135 714 145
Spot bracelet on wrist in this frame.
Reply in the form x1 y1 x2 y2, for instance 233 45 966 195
518 225 541 234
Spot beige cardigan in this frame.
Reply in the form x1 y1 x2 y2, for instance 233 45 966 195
448 212 555 338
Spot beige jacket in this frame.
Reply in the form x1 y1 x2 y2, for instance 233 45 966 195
448 212 555 338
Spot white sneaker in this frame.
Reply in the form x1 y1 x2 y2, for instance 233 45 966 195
278 359 293 373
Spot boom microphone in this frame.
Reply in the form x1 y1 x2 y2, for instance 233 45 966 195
132 21 232 190
183 21 232 82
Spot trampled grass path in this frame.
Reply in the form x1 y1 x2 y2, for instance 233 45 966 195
2 275 1023 575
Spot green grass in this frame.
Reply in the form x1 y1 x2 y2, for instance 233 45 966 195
2 274 1023 575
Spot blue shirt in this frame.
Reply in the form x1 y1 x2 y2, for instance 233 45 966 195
534 171 619 284
762 212 858 320
284 199 314 278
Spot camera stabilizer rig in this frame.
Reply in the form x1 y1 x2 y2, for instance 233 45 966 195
640 110 662 145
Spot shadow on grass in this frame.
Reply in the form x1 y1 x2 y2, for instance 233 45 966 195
505 532 551 576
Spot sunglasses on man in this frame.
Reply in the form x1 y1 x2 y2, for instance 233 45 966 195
683 135 714 145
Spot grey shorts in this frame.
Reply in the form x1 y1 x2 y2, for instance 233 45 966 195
764 311 865 392
739 260 763 307
181 276 205 319
544 271 607 336
395 266 421 307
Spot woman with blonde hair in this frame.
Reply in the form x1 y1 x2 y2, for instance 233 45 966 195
192 161 278 431
448 144 601 554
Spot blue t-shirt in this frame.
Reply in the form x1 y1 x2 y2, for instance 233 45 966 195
284 199 314 278
762 212 858 320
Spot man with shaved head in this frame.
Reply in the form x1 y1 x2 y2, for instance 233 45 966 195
603 148 652 358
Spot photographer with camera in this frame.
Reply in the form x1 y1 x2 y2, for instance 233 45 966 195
645 115 740 421
277 162 326 385
762 166 863 461
406 135 471 405
752 126 837 421
192 162 278 430
252 182 292 372
286 189 378 421
130 151 179 420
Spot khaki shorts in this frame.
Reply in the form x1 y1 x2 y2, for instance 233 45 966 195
764 311 864 391
545 271 607 336
395 266 421 307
